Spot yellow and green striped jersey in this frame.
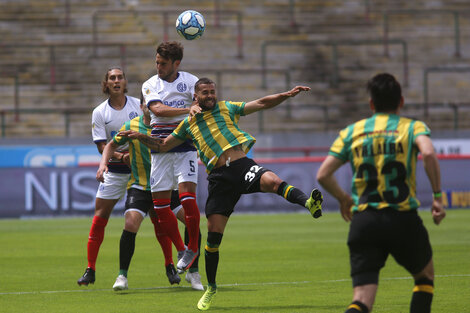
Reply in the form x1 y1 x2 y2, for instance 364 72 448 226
172 100 256 173
113 115 152 191
329 113 430 212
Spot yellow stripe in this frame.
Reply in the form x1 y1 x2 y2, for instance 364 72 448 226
373 114 387 198
207 105 231 149
413 284 434 294
125 117 149 189
220 102 242 145
347 304 362 311
205 245 219 253
283 186 293 199
199 107 231 169
190 118 217 168
132 119 148 188
351 119 366 205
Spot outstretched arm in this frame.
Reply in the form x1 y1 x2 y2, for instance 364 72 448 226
243 86 311 115
118 130 184 153
415 135 446 225
317 155 353 222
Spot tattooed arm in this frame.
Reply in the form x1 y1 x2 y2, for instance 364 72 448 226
117 130 184 152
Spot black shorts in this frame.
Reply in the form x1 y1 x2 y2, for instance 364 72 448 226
125 188 182 215
348 207 432 286
205 157 270 217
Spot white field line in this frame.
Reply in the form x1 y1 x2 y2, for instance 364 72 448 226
0 274 468 296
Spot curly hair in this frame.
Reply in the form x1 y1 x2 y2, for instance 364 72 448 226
156 41 184 62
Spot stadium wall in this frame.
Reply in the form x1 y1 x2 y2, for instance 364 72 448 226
0 143 469 218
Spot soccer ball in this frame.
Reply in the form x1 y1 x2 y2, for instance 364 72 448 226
176 10 205 40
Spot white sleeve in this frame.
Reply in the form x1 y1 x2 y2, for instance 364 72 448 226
189 73 198 98
142 82 162 107
91 108 106 143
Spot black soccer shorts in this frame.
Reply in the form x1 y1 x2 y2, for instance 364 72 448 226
204 157 271 217
348 207 433 287
125 188 182 215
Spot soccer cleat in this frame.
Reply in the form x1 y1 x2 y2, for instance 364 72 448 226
197 285 217 311
165 264 181 285
177 249 199 272
77 267 95 286
177 248 186 274
185 271 204 291
112 274 128 291
305 188 323 218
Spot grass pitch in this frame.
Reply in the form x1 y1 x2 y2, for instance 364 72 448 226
0 209 469 312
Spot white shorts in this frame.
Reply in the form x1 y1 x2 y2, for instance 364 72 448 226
96 171 130 200
150 151 198 192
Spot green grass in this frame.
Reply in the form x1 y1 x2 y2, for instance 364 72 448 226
0 209 469 312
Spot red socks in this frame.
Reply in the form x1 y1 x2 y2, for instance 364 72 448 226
87 215 108 270
151 216 174 266
179 192 200 253
153 199 185 252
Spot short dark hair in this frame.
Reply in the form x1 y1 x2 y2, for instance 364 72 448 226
366 73 402 112
195 77 216 92
156 41 183 62
102 67 127 95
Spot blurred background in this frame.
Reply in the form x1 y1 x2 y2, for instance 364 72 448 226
1 0 470 217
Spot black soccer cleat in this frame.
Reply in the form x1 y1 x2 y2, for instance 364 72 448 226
165 264 181 285
77 267 95 286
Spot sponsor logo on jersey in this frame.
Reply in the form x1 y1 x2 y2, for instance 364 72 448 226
177 82 187 92
129 111 139 119
144 88 150 95
163 100 186 108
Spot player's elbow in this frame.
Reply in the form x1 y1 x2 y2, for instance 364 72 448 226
316 170 328 186
152 108 166 117
420 148 436 161
149 101 165 116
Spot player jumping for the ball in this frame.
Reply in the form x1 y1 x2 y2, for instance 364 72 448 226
118 77 323 311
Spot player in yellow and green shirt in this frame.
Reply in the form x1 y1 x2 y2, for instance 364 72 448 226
96 98 202 291
118 77 324 311
316 73 446 313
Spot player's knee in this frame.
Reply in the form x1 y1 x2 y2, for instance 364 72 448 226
258 171 279 193
124 210 144 232
413 259 434 281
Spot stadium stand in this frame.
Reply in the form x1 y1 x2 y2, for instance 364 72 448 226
1 0 470 137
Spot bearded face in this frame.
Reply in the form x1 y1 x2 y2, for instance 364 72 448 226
195 83 217 111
